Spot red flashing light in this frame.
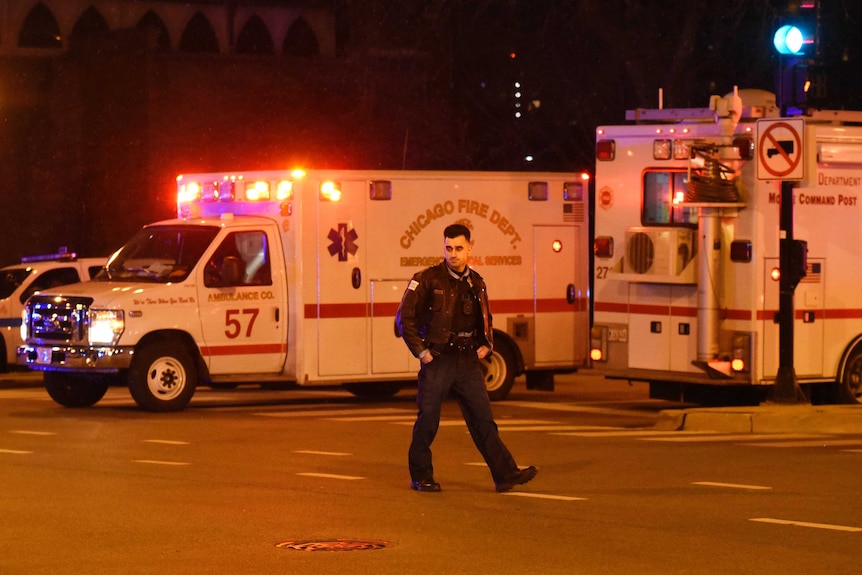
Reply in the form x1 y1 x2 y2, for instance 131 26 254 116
596 140 615 161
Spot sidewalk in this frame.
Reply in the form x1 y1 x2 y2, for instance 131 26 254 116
656 403 862 434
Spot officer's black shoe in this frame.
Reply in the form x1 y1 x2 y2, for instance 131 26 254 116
410 479 442 492
495 466 538 493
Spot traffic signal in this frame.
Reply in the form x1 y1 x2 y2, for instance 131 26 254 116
773 1 817 56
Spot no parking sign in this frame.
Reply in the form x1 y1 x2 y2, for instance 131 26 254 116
756 118 805 181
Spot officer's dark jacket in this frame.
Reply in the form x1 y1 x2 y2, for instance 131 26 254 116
395 261 493 358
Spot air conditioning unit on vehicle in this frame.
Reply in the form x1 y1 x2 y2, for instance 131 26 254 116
624 227 693 277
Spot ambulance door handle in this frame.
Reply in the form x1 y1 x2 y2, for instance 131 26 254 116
275 308 280 322
566 284 576 305
352 267 362 289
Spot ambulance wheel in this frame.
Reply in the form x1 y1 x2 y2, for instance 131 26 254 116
44 373 109 408
128 341 198 412
838 346 862 404
483 338 517 401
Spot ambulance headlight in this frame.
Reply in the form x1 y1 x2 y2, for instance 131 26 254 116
20 309 29 341
88 310 124 346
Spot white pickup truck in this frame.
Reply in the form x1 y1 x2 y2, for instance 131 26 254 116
0 251 104 371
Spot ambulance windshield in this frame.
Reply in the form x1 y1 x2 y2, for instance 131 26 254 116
96 225 220 283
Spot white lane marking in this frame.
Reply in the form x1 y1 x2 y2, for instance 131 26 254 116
693 481 772 491
555 430 706 438
293 450 352 457
133 460 191 466
750 518 862 532
502 492 587 501
744 438 862 448
502 400 657 418
500 425 621 432
144 439 190 445
643 433 824 443
10 430 56 436
328 415 417 422
257 408 413 418
0 449 33 454
844 449 862 453
297 472 364 481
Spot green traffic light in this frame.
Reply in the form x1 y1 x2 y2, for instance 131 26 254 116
774 24 805 55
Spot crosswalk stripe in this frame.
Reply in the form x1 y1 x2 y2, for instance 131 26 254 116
502 400 658 418
743 438 862 448
327 415 416 422
499 425 620 432
257 407 413 418
751 518 862 532
694 481 772 490
503 492 587 501
297 472 364 481
642 433 825 443
554 430 705 438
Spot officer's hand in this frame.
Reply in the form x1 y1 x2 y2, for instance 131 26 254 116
420 352 434 364
477 346 491 360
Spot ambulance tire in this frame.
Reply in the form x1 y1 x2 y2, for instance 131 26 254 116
44 373 109 408
838 346 862 404
483 337 517 401
128 341 198 412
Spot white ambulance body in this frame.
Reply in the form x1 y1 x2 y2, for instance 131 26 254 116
0 252 105 371
591 88 862 404
18 170 590 411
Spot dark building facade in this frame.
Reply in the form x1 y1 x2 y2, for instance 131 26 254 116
0 1 449 262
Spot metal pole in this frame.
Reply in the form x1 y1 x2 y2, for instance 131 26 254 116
768 180 807 403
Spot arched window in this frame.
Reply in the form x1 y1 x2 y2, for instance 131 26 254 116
137 10 171 51
283 18 319 57
18 2 62 48
69 6 110 48
179 12 219 53
235 14 274 54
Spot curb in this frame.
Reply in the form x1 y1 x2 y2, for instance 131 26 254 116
657 405 862 434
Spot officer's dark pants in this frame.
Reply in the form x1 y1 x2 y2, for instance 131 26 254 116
409 349 518 484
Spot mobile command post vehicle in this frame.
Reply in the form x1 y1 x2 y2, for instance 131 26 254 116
590 87 862 405
0 251 104 372
18 170 591 411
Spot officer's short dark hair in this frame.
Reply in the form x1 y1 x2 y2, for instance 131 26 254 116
444 223 471 242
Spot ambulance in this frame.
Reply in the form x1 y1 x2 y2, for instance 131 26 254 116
18 170 591 411
0 251 104 371
591 87 862 405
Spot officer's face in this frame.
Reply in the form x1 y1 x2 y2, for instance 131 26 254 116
444 234 472 272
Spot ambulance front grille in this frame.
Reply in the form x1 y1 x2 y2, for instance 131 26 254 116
26 295 93 344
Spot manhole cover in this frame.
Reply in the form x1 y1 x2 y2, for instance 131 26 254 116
275 538 388 552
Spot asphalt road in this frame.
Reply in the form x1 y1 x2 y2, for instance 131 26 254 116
2 371 861 574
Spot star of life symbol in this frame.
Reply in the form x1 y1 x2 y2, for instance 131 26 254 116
327 223 359 261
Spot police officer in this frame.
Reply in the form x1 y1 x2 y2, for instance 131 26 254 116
396 223 537 493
